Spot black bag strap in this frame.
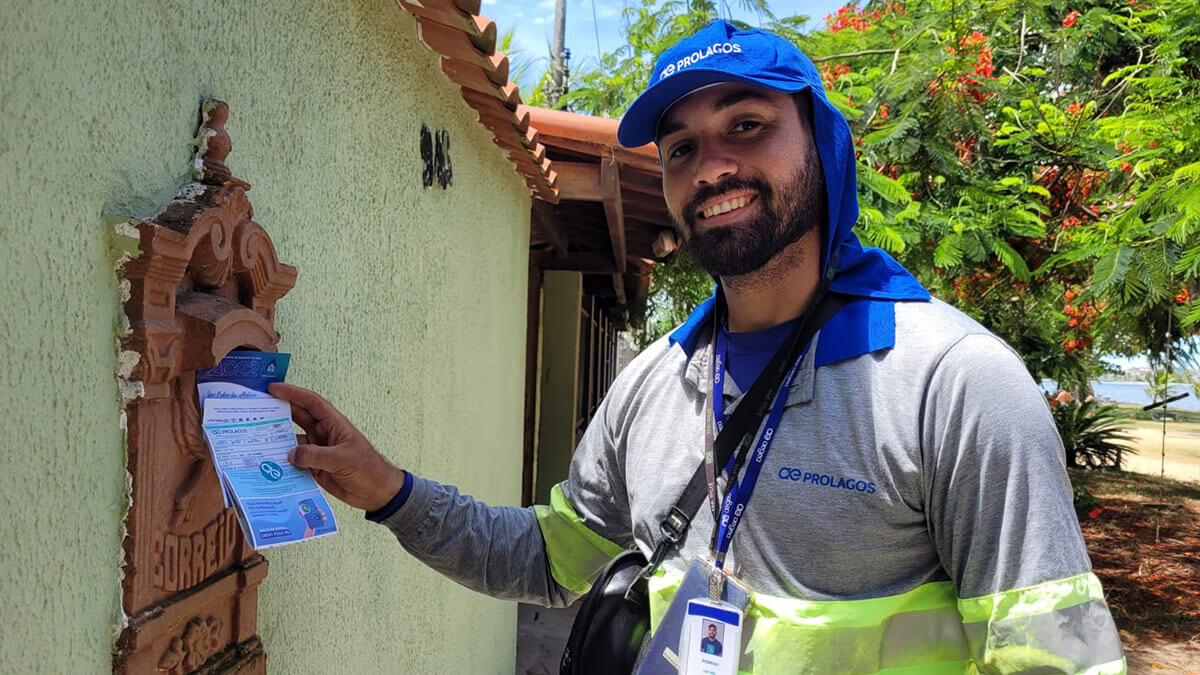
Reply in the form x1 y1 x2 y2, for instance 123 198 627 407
635 287 849 581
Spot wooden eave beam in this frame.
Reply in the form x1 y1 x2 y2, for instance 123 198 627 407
540 136 662 174
612 273 627 304
531 250 619 273
554 161 603 201
601 155 627 274
530 198 568 258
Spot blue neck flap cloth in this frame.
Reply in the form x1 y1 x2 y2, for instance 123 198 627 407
616 19 931 367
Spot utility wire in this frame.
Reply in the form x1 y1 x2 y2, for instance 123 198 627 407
590 0 604 73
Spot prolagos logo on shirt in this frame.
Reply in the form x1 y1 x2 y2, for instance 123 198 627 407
659 43 743 80
777 466 876 494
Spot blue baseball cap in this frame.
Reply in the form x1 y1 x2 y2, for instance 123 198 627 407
617 20 823 148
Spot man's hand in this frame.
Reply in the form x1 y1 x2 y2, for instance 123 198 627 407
268 383 407 512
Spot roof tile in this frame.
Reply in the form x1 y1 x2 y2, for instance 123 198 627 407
396 0 559 201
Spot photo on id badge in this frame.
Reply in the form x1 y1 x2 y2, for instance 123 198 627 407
680 598 741 675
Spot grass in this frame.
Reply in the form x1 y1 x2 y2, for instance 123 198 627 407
1113 402 1200 424
1069 468 1200 645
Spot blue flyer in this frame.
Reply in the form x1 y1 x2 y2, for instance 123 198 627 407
197 350 292 507
202 398 339 549
197 350 339 549
196 350 291 406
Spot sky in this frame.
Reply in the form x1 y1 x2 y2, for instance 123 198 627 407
481 0 846 91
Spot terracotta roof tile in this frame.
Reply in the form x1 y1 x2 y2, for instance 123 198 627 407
397 0 557 201
414 17 508 84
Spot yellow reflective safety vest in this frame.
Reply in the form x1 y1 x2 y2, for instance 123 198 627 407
533 301 1125 674
538 485 1124 674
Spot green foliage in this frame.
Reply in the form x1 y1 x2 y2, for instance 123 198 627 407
630 248 714 348
1051 398 1136 469
550 0 1200 376
1071 483 1100 518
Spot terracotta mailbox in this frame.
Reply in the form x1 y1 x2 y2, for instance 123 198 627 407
114 100 296 674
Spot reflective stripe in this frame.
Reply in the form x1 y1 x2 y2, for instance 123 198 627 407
959 574 1125 674
957 572 1104 623
649 572 971 674
647 572 1124 674
532 484 624 594
1078 657 1127 675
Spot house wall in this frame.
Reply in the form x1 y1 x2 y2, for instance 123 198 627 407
534 271 584 504
0 0 531 672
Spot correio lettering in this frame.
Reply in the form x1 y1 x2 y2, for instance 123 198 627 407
151 510 238 592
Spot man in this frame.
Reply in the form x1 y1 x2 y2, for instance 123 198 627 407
271 20 1124 673
700 624 722 657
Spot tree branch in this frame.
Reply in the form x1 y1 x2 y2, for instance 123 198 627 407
813 48 902 62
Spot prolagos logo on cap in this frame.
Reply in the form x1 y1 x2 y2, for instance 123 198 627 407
617 19 824 147
659 43 743 80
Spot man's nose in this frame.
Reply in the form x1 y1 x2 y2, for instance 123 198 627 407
693 143 738 187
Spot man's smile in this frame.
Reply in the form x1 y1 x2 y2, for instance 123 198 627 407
695 191 758 223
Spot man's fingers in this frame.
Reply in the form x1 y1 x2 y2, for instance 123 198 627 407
289 443 342 472
269 383 347 426
308 469 351 503
290 406 322 441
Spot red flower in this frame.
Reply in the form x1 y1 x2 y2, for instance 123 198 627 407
1088 507 1103 519
1148 140 1159 148
879 103 890 120
1066 102 1082 114
1120 162 1133 173
1177 288 1190 305
1062 10 1081 27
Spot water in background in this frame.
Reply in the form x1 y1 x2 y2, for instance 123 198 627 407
1040 380 1200 411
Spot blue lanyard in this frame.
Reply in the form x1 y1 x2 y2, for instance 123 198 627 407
708 325 805 569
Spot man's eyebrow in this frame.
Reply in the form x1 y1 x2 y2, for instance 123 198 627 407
656 117 686 141
655 88 777 143
711 88 775 112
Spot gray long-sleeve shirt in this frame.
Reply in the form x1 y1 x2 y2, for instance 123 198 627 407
382 297 1097 601
379 297 1122 670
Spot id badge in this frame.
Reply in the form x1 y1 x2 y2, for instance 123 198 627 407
634 556 752 675
678 598 743 675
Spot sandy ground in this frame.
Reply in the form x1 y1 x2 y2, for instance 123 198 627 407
1122 423 1200 483
1124 639 1200 673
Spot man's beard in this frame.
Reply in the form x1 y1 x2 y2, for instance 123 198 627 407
674 157 826 278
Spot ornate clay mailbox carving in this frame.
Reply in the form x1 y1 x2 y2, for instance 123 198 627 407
114 100 297 674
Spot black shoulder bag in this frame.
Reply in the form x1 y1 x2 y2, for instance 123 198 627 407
560 287 849 675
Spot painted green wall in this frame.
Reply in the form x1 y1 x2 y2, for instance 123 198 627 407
534 271 583 505
0 1 531 672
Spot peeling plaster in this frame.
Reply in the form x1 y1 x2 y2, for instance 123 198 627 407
116 350 139 380
113 467 133 642
109 218 142 401
177 182 205 201
117 379 146 402
191 101 220 180
109 219 141 645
